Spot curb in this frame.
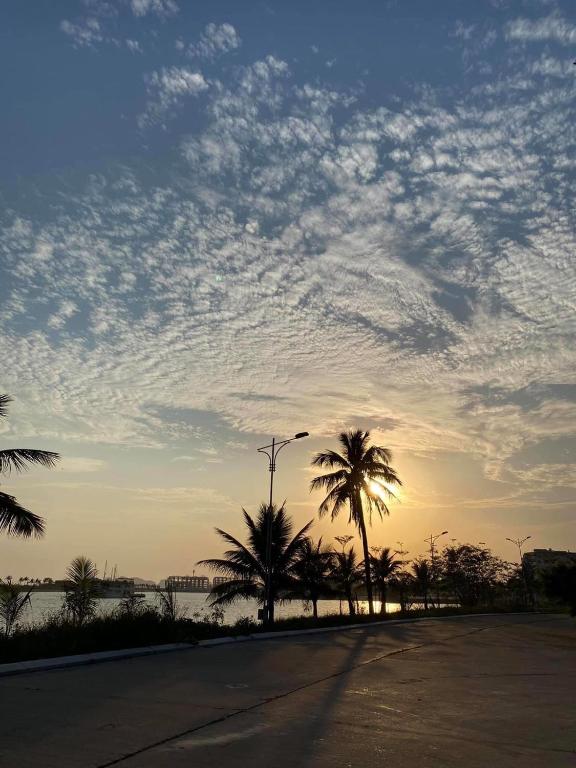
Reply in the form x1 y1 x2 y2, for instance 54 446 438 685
196 611 536 646
0 612 545 677
0 643 194 678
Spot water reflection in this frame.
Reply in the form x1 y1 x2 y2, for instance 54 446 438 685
23 592 404 625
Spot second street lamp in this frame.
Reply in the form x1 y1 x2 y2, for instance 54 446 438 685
257 431 309 624
506 535 532 607
425 530 448 609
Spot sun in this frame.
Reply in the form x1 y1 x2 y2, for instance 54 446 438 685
368 479 399 501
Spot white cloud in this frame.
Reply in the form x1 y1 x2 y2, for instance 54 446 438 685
4 14 576 517
186 22 241 60
47 300 78 330
505 14 576 45
60 18 106 48
139 67 208 127
58 457 107 473
126 38 143 53
129 0 178 18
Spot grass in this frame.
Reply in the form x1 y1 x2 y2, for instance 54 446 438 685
0 609 231 664
0 602 543 665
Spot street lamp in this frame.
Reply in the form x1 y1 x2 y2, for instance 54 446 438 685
257 431 309 624
425 530 448 608
506 535 532 607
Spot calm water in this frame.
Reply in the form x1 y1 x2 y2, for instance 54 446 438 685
23 591 402 626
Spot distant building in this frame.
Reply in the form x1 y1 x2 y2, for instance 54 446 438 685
130 579 157 591
166 575 210 592
212 577 230 587
523 549 576 574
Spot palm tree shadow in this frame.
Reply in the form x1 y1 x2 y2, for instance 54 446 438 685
285 628 384 767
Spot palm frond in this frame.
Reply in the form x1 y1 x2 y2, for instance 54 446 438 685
0 449 60 475
278 519 314 568
0 492 45 538
318 483 350 520
0 395 12 419
66 556 98 584
362 463 402 487
339 430 370 463
363 445 393 465
207 579 262 607
310 450 350 469
362 484 391 521
198 558 253 579
310 468 348 492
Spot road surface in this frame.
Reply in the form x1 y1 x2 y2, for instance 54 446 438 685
1 614 574 767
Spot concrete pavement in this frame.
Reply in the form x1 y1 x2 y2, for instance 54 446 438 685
0 614 574 767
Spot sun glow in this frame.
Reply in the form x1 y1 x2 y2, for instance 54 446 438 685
368 479 399 501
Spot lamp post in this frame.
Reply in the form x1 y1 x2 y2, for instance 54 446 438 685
425 530 448 609
506 535 532 607
257 431 309 624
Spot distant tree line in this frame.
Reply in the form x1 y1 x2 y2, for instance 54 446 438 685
201 429 575 623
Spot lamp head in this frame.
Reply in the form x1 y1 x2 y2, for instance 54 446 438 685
294 432 309 439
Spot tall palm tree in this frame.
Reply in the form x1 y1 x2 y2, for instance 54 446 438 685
0 395 59 538
290 537 333 619
199 503 312 624
330 545 362 616
370 547 402 614
310 430 401 615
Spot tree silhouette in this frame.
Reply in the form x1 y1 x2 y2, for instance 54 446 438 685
289 537 333 618
370 547 403 614
199 503 312 624
330 545 362 616
0 395 59 537
63 556 99 626
0 580 33 635
412 558 432 610
310 430 401 615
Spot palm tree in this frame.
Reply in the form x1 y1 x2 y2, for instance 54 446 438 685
310 429 401 615
63 556 99 626
330 545 362 616
0 580 33 636
412 558 432 611
199 503 312 624
370 547 403 614
0 395 59 538
390 570 413 613
290 537 333 619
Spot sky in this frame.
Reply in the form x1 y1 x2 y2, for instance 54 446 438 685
1 0 575 581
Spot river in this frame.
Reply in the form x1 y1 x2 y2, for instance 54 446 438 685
23 591 401 626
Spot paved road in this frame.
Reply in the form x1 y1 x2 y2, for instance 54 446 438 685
1 614 574 767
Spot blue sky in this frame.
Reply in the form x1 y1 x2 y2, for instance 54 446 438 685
1 0 575 579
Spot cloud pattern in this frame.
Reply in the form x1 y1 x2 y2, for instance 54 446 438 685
2 1 575 528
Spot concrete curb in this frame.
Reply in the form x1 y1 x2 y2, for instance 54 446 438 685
0 643 194 678
196 611 535 646
0 612 543 677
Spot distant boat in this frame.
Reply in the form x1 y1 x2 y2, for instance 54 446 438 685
97 579 134 598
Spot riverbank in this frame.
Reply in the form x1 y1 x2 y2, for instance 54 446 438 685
17 589 414 626
0 604 538 664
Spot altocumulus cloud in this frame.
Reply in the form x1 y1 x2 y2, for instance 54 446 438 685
2 4 576 520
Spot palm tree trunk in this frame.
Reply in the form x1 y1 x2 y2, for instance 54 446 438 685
355 492 374 616
380 583 387 614
346 589 355 615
